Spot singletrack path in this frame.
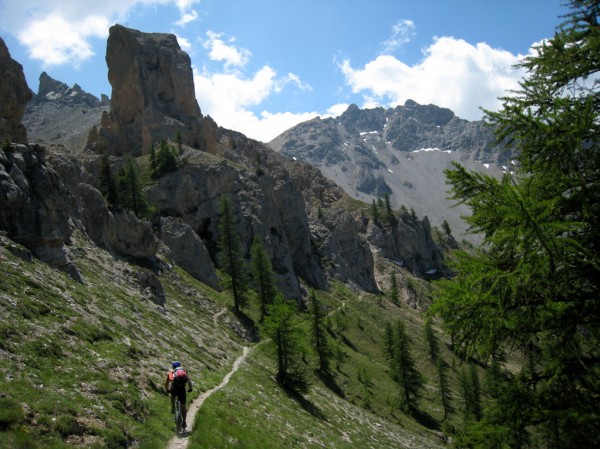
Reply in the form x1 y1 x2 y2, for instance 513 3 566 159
166 346 251 449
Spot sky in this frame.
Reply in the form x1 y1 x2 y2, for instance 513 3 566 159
0 0 569 142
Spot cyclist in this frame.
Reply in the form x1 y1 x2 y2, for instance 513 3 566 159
165 361 193 429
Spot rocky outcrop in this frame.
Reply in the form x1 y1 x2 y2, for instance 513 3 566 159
0 38 32 144
159 217 221 291
0 143 78 277
91 24 203 156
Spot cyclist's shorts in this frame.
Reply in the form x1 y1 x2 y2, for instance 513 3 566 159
171 386 187 404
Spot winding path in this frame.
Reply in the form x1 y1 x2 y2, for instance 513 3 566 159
166 346 251 449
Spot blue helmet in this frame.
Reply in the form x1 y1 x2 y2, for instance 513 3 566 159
172 361 181 369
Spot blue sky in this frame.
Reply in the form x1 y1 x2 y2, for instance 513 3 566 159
0 0 568 142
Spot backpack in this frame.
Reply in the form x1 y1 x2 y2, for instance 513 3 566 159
171 368 188 387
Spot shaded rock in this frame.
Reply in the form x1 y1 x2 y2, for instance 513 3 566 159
137 270 166 306
159 217 221 291
0 143 79 278
92 24 203 155
0 38 32 144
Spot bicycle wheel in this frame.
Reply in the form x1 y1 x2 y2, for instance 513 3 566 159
175 400 183 434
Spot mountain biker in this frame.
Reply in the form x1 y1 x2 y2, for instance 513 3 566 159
165 361 193 429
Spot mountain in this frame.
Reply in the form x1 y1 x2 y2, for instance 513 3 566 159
0 26 464 449
268 101 515 242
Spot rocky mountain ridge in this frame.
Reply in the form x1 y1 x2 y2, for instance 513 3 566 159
269 101 515 241
3 26 448 306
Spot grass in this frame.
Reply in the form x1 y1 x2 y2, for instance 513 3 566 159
0 230 479 449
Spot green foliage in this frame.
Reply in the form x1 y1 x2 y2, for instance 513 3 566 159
371 198 380 223
389 272 399 304
459 365 482 423
99 153 119 207
387 320 425 414
309 290 332 375
116 156 150 218
0 398 24 430
436 357 454 422
250 236 278 321
431 1 600 446
217 194 248 312
441 219 452 236
261 296 309 392
150 139 179 179
423 318 439 362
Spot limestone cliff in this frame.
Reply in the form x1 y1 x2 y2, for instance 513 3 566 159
0 38 32 144
91 24 203 155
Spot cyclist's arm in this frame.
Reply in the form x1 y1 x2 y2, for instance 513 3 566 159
164 375 171 393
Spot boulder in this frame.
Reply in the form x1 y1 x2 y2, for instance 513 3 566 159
92 24 203 155
0 38 32 144
159 217 221 291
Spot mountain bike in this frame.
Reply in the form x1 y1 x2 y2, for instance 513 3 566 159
174 398 184 434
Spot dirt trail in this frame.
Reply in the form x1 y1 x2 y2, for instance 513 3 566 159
166 346 251 449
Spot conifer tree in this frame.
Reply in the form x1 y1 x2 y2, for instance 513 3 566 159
383 321 394 361
149 142 158 179
423 318 440 362
218 194 248 312
431 2 600 445
459 365 482 423
261 296 308 392
99 153 119 207
389 272 399 304
389 320 424 413
371 199 380 223
309 290 332 375
117 156 149 218
250 236 277 321
437 357 454 421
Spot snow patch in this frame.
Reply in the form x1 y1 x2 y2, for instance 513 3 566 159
360 131 378 136
411 148 452 154
388 168 393 173
483 163 490 169
425 269 438 275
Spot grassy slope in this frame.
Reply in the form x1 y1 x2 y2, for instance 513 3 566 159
0 229 470 449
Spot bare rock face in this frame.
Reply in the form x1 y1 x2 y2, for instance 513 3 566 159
92 25 203 155
0 38 32 144
0 143 78 278
159 217 221 291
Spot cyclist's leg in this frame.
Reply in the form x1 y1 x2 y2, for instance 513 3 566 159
170 390 176 413
179 389 188 427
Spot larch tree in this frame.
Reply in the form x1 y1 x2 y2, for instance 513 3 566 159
218 194 248 312
430 1 600 446
309 290 332 375
250 236 278 321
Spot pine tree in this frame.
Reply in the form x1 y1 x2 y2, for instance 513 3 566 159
218 194 248 312
261 296 308 392
423 318 440 362
371 199 380 223
117 156 149 218
384 192 396 224
389 320 425 413
441 219 452 236
437 357 454 421
309 290 332 375
99 153 119 207
176 129 183 154
149 142 158 179
383 321 394 361
431 2 600 445
389 272 399 304
250 236 278 321
155 139 178 177
459 365 482 423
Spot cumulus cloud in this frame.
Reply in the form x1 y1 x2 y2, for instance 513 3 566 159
194 64 317 142
340 36 525 120
0 0 199 67
203 31 252 69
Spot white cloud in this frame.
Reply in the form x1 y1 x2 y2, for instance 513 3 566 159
340 36 525 120
381 20 415 54
174 9 198 27
324 103 350 117
194 64 316 142
0 0 200 67
203 31 251 69
175 34 192 51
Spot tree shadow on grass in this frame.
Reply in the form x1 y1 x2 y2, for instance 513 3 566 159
231 308 259 342
281 384 328 422
410 408 440 431
315 371 345 399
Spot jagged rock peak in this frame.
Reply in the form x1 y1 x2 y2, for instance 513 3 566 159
34 72 107 108
0 37 32 144
90 24 203 156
